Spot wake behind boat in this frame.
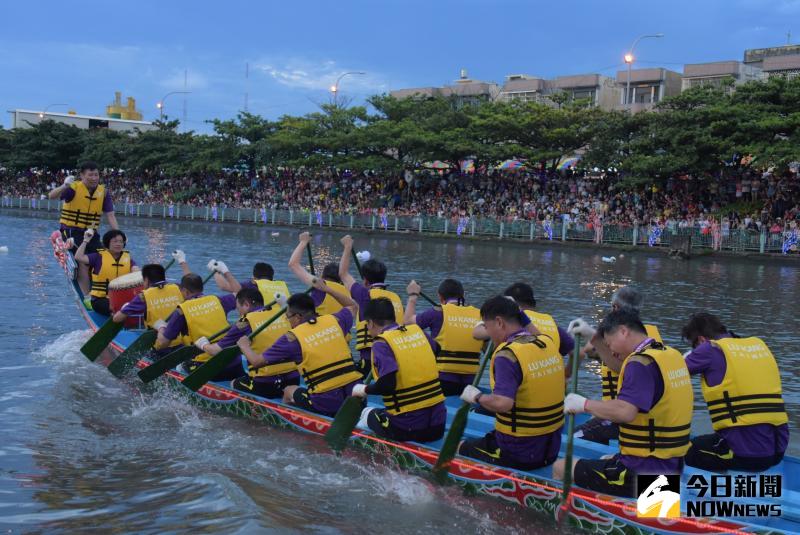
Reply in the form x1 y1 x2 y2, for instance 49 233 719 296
50 232 799 535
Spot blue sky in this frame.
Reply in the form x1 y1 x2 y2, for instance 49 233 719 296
1 0 795 132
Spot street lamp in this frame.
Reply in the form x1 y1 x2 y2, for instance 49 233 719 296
39 103 69 119
330 71 366 106
625 33 664 107
157 91 191 120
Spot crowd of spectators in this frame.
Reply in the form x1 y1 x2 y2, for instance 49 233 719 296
2 166 799 236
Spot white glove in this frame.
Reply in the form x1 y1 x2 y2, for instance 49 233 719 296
460 385 482 404
356 250 371 262
213 260 229 274
206 259 217 273
351 383 368 398
194 336 211 351
63 175 75 186
564 393 588 414
152 319 167 331
275 292 288 308
172 249 186 264
65 237 76 249
567 318 596 340
83 228 95 241
683 350 692 360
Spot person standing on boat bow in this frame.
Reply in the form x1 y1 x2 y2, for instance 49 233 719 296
339 235 404 370
349 297 447 442
682 312 789 472
405 278 486 396
567 286 663 445
155 270 238 358
553 309 692 498
74 229 138 316
459 296 565 471
262 278 363 416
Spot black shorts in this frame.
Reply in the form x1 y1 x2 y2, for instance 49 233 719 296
458 430 557 471
685 432 785 472
231 375 299 398
91 297 111 316
575 417 619 445
291 387 362 417
62 227 101 253
366 409 444 443
574 455 636 498
439 377 472 397
185 358 244 382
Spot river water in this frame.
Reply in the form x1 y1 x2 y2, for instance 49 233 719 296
1 210 798 534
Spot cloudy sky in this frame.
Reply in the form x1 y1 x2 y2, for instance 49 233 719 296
1 0 796 132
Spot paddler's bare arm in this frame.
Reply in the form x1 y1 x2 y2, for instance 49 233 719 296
338 235 356 290
237 337 266 368
73 230 93 265
585 398 638 424
403 280 421 324
105 211 119 230
288 232 315 286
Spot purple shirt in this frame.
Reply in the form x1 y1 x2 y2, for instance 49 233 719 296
161 293 237 342
415 301 474 385
685 334 789 457
616 353 682 474
120 293 145 316
86 252 137 276
60 184 114 231
310 288 326 307
371 324 446 430
227 308 300 383
492 330 562 464
263 308 356 414
350 282 387 361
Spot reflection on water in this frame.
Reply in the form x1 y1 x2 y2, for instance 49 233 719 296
1 211 798 533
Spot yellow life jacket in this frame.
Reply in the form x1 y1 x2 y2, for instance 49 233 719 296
434 303 483 375
371 325 445 415
245 308 296 378
490 335 565 437
355 286 404 351
618 343 693 459
523 310 561 350
601 323 662 401
702 337 788 431
254 279 291 304
59 181 105 229
316 280 350 316
89 249 132 299
292 314 362 394
177 295 229 361
141 283 183 347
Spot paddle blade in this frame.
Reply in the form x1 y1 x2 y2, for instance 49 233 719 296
138 346 202 383
106 330 157 376
432 402 470 483
324 397 364 452
80 319 124 361
181 347 238 391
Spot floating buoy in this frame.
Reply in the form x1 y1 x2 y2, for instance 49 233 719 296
356 250 371 262
271 232 280 237
601 256 616 263
0 246 8 253
618 254 625 259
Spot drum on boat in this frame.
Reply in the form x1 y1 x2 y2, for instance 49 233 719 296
108 271 144 327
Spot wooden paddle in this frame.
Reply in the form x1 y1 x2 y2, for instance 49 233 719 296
80 258 176 362
135 322 232 382
181 287 313 392
559 333 582 514
431 341 494 483
324 371 373 452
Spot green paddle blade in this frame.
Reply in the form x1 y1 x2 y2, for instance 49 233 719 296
107 330 159 378
138 346 202 383
324 396 365 452
181 346 238 391
559 333 582 510
432 402 470 483
80 319 124 362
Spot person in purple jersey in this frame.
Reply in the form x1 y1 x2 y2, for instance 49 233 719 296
288 232 347 313
213 261 275 293
554 309 693 498
682 313 789 472
350 298 447 443
459 296 564 471
74 229 139 315
263 279 362 416
154 273 238 350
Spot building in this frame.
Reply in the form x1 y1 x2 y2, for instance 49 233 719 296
615 67 682 111
497 74 547 103
681 61 762 91
8 109 157 132
546 74 620 109
390 69 499 108
106 91 143 120
744 44 800 79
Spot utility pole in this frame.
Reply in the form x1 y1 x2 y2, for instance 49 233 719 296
183 69 188 131
244 62 249 113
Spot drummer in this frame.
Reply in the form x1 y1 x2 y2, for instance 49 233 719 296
74 228 138 315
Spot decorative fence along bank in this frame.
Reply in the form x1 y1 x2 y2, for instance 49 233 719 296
3 196 797 255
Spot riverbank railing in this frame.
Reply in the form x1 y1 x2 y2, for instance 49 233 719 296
2 196 792 255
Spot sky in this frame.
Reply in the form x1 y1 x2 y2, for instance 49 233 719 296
1 0 796 133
